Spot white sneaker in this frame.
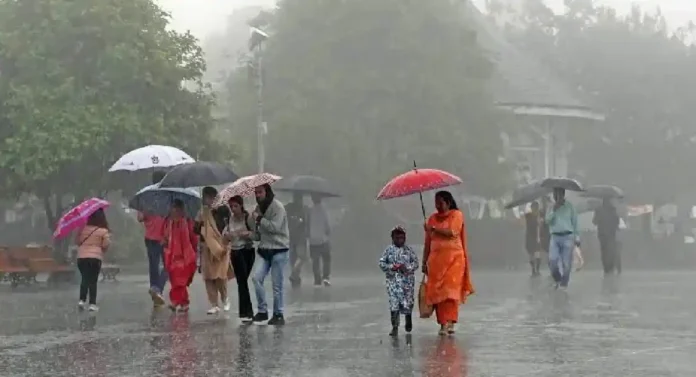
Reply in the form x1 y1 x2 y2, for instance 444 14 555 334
222 300 231 312
78 301 86 310
207 306 220 315
88 305 99 312
322 279 331 287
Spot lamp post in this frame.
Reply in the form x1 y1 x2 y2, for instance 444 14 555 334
249 26 269 173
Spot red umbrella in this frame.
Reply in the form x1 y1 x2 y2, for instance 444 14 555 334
377 162 462 218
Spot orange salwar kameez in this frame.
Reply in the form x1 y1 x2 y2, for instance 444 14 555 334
164 218 198 307
424 209 474 325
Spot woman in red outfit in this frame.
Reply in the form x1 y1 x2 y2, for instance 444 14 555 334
163 199 198 312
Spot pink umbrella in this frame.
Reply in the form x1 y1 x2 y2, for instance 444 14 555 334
213 173 282 207
53 198 110 239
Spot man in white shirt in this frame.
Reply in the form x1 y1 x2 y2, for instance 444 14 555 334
309 195 332 287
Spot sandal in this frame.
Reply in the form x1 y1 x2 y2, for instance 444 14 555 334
447 322 455 335
438 325 447 336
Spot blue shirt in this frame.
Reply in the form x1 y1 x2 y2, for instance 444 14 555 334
545 201 578 237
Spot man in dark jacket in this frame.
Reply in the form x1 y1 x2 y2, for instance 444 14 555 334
593 198 620 275
286 193 309 288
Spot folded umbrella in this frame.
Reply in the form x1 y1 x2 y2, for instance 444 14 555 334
580 185 624 199
212 173 282 207
129 183 201 219
53 198 110 239
274 175 340 198
541 177 584 192
158 161 239 188
108 145 194 172
377 161 462 219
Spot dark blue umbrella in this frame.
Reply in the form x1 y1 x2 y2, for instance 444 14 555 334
158 161 239 189
129 183 201 219
504 180 551 209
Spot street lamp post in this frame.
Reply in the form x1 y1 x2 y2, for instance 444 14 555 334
249 26 269 173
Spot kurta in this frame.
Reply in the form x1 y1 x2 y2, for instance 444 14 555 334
197 207 232 280
379 244 419 314
424 209 474 306
164 218 198 305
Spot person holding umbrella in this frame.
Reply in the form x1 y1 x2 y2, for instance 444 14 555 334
138 171 169 307
76 209 111 312
251 184 290 326
309 195 332 287
545 187 580 290
223 195 257 322
163 199 199 312
593 198 621 275
286 193 310 288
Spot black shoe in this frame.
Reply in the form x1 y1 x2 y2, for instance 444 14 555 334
404 314 413 333
268 314 285 326
253 312 269 324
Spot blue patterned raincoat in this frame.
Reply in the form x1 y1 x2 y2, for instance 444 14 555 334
378 244 419 314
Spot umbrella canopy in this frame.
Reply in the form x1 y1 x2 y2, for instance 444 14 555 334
580 185 624 199
108 145 194 172
129 184 201 219
377 169 462 200
275 175 340 198
158 161 240 188
53 198 110 239
504 180 552 209
541 177 584 192
213 173 282 207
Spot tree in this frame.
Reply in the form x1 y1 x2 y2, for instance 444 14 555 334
223 0 509 200
0 0 230 234
489 0 696 202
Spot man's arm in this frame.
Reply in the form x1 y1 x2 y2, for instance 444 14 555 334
258 203 287 234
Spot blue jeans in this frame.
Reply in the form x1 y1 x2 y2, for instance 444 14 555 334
145 239 168 294
253 250 289 315
549 233 574 287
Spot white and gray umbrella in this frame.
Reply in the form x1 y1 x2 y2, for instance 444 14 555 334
108 145 195 172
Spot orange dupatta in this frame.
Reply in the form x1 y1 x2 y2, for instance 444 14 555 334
424 209 475 305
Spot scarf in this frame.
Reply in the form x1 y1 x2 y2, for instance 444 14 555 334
200 206 226 260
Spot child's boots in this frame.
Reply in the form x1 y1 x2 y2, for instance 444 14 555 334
389 311 399 336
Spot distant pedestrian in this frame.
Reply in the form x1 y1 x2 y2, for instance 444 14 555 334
309 195 332 287
593 198 620 275
379 226 418 336
251 184 290 326
223 195 257 323
195 186 232 315
163 199 198 312
524 201 542 276
76 209 111 312
138 170 168 307
545 188 579 290
286 193 309 288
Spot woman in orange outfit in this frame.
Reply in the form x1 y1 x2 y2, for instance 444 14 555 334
422 190 475 335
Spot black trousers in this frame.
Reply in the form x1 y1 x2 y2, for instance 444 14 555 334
231 248 256 317
77 258 102 305
599 234 618 274
310 243 331 284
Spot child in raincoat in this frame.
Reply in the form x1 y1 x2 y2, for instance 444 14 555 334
163 199 198 312
378 226 419 336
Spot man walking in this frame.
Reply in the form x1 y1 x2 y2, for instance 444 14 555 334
309 195 332 287
545 188 579 290
524 201 542 276
138 171 168 306
593 198 620 275
286 193 309 288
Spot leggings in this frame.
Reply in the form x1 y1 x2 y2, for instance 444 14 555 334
77 258 102 305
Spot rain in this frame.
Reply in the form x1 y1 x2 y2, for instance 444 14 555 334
2 0 696 376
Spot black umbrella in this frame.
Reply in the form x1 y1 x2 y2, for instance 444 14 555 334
504 180 552 209
158 161 239 188
274 175 340 197
580 185 624 199
541 177 584 192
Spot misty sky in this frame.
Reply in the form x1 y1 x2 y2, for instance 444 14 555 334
157 0 696 40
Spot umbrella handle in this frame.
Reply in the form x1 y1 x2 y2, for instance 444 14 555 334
413 160 426 220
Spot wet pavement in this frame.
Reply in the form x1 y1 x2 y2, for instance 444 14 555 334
1 270 695 376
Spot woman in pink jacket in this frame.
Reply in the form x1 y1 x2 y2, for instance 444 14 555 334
76 209 111 312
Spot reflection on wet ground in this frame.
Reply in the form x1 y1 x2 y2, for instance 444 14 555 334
1 271 695 376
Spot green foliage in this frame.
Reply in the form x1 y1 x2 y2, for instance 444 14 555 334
0 0 231 226
490 0 696 201
224 0 509 198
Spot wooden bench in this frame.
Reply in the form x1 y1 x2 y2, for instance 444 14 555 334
0 248 36 287
101 263 121 281
10 246 73 283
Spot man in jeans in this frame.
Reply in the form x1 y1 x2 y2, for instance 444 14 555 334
286 193 309 288
545 187 579 290
251 184 290 326
138 171 168 306
309 195 332 287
